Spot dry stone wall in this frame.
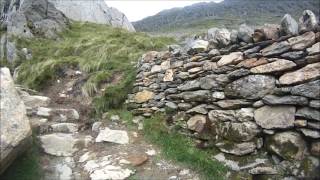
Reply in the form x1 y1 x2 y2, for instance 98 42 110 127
127 11 320 178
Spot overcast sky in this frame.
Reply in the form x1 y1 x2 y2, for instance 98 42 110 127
106 1 223 22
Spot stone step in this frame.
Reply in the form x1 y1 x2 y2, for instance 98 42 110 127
33 107 80 122
19 90 51 108
39 133 93 157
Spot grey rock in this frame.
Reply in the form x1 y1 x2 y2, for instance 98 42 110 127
296 107 320 121
254 106 296 129
236 108 254 122
216 141 257 156
261 41 291 56
299 10 318 32
208 110 236 122
212 92 225 100
208 49 220 56
177 80 200 91
262 95 308 106
279 62 320 85
310 141 320 156
50 0 135 31
280 51 305 60
299 128 320 139
0 67 32 174
187 115 207 132
178 103 192 111
230 29 239 43
250 59 296 74
187 104 208 114
249 167 278 175
291 80 320 99
217 52 243 67
208 28 231 47
51 123 78 133
227 68 250 80
165 102 178 111
187 40 209 54
281 14 299 35
309 100 320 109
181 90 211 102
307 42 320 55
95 128 129 144
253 100 264 108
218 121 261 142
224 75 276 100
238 24 254 43
266 131 307 160
199 74 229 90
216 99 252 109
307 121 320 130
243 46 261 57
92 122 103 132
287 31 315 50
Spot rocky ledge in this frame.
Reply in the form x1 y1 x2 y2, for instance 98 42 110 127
127 10 320 179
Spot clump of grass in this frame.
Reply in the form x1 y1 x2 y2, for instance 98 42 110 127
143 113 227 180
15 22 175 114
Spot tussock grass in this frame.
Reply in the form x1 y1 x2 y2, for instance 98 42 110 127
15 22 174 113
143 114 227 180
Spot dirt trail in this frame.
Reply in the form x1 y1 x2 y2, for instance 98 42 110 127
30 69 199 180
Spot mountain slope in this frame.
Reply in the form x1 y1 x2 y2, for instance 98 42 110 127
133 0 319 33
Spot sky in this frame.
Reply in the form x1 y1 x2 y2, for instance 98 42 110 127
106 1 223 22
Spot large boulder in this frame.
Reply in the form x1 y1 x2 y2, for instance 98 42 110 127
0 67 32 174
224 75 276 100
208 28 231 47
49 0 135 32
266 131 307 160
2 0 69 39
280 14 299 35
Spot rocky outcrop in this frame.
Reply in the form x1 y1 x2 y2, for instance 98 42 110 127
128 11 320 179
0 67 32 174
49 0 135 32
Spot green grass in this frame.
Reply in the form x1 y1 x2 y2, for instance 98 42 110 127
143 113 227 180
0 137 42 180
13 21 174 114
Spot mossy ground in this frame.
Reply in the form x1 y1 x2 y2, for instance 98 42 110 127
14 21 174 113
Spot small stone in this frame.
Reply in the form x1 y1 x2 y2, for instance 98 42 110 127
79 152 96 163
187 40 209 54
142 51 158 62
310 142 320 156
296 107 320 121
216 141 257 156
254 106 295 129
307 42 320 55
280 51 305 60
134 90 154 103
126 155 148 166
51 123 78 133
160 60 170 70
237 58 268 68
238 24 254 43
227 68 250 80
180 90 211 102
95 128 129 144
249 167 278 175
92 122 103 132
208 110 236 122
150 65 162 73
263 129 275 135
236 108 254 122
187 104 208 114
177 103 192 111
165 102 178 111
188 67 202 73
110 115 120 122
217 52 243 67
253 100 264 108
299 128 320 139
212 92 225 100
216 99 251 109
250 59 296 74
294 120 307 127
208 49 220 56
177 80 200 91
163 69 174 82
279 62 320 85
146 149 156 156
187 115 207 132
310 100 320 109
308 121 320 130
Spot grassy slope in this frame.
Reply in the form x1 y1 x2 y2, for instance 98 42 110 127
15 22 174 114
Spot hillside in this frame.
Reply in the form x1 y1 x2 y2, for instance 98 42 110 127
133 0 319 33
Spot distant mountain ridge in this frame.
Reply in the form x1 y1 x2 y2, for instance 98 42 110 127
133 0 319 32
